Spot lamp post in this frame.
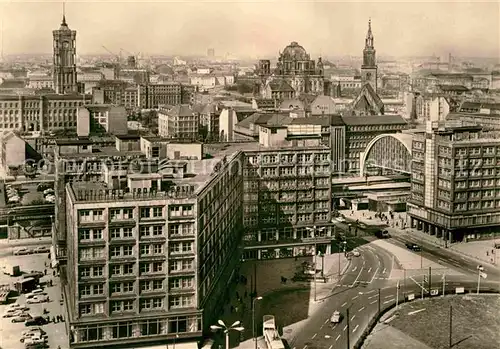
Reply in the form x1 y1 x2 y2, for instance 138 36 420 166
211 320 245 349
338 241 347 276
252 297 263 349
477 265 487 295
306 226 326 302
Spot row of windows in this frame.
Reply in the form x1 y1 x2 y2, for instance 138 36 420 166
75 316 200 342
81 224 195 241
79 205 195 222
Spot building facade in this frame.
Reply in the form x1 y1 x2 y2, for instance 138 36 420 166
61 146 244 348
408 121 500 244
53 15 78 94
158 105 199 140
0 94 92 133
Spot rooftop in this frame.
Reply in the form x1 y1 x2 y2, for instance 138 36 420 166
342 114 407 126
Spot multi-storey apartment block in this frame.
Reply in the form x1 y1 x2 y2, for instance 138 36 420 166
62 146 244 348
409 121 500 244
158 105 199 140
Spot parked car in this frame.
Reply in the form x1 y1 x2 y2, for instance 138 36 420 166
25 316 49 326
12 313 33 323
406 243 421 251
27 295 49 304
21 328 46 342
330 310 343 323
3 308 23 318
350 249 361 257
33 246 50 254
8 303 29 312
23 335 48 348
44 195 55 203
42 189 54 196
13 248 31 256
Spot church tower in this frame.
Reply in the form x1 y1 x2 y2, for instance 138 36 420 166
361 19 377 92
52 7 77 94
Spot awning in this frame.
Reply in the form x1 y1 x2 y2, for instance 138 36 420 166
50 246 59 268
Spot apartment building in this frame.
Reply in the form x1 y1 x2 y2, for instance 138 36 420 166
0 93 92 133
408 121 500 244
158 105 199 140
138 83 182 108
62 146 245 348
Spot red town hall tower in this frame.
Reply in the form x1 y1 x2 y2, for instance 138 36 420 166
53 13 78 94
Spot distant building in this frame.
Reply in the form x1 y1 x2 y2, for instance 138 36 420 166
158 105 199 140
207 48 215 57
77 105 128 136
52 14 78 94
361 19 378 93
0 132 26 174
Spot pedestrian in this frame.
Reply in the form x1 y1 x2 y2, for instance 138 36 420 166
52 316 56 323
53 270 56 276
44 269 47 275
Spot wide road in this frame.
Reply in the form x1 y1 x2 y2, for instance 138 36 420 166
291 278 499 349
289 242 395 349
339 217 500 282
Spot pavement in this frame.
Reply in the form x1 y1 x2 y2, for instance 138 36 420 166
0 250 68 349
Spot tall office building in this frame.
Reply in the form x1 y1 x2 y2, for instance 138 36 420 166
409 121 500 244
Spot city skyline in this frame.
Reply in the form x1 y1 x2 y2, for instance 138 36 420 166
0 0 498 60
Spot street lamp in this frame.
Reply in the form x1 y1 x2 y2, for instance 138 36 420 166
211 320 245 349
338 240 347 276
476 265 487 295
252 296 263 349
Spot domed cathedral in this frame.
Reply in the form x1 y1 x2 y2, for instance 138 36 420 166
361 19 378 93
257 41 325 100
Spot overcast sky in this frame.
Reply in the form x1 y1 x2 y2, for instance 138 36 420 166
0 0 498 59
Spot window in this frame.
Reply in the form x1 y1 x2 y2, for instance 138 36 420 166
79 229 91 241
140 208 150 218
152 225 163 236
169 295 193 309
93 210 103 221
80 267 91 278
140 245 151 255
140 226 150 237
153 280 163 290
152 207 162 217
153 244 164 254
79 210 91 222
123 246 133 256
111 322 133 338
80 285 91 297
152 262 163 273
140 263 151 274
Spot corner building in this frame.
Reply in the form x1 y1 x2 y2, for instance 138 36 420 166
63 150 244 348
408 121 500 243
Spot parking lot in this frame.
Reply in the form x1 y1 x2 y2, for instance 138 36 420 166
0 249 68 349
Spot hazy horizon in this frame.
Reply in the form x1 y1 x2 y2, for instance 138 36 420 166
0 0 499 60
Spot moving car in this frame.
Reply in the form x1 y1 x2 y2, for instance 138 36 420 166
406 243 421 251
330 310 342 323
350 249 361 257
25 316 49 326
12 313 32 323
334 216 346 223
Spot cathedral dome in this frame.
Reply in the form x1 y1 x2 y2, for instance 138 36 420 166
282 42 309 60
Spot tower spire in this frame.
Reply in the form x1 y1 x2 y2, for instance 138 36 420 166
62 1 67 26
365 18 374 48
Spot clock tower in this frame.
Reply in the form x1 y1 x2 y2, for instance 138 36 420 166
53 11 77 94
361 19 377 93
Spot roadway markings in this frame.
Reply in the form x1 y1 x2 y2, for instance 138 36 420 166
312 333 317 339
368 295 377 300
324 318 329 324
438 258 447 264
303 346 308 349
382 268 387 274
358 306 365 312
366 290 376 294
408 308 426 315
352 266 358 272
368 267 372 273
353 325 359 333
341 302 347 307
353 295 359 300
370 300 377 305
384 295 393 299
350 266 365 287
343 325 347 331
351 315 356 321
329 345 333 349
383 298 395 304
368 267 379 283
336 335 341 341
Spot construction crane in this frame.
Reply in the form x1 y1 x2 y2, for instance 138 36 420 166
102 45 121 63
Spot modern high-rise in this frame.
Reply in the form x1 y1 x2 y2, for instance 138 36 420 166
53 14 78 94
58 140 245 349
408 121 500 244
